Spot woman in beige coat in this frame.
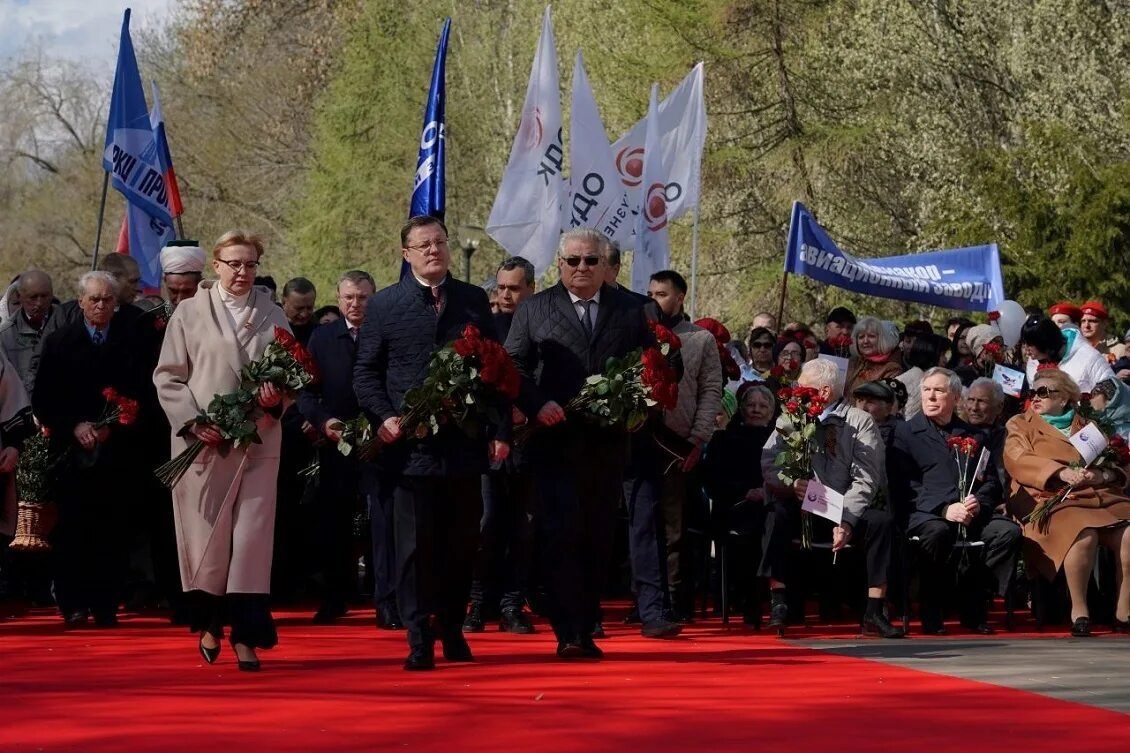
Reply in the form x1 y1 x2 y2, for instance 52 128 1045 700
1004 368 1130 637
154 231 290 671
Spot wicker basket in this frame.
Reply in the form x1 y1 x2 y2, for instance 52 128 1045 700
9 500 57 552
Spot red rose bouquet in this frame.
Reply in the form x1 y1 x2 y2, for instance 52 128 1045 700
772 385 829 548
156 326 318 488
384 324 519 446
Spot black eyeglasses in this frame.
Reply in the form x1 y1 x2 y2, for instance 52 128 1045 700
562 255 601 268
751 341 773 349
216 259 260 272
1033 386 1061 398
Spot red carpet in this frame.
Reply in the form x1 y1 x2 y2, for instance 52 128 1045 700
2 606 1128 752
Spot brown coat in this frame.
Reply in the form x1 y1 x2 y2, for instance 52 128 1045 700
1003 410 1130 579
153 282 291 595
845 353 903 396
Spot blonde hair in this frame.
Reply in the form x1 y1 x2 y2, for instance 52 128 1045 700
1032 368 1082 405
213 230 265 260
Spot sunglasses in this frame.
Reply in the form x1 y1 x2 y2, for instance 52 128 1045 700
562 255 601 268
1033 386 1061 399
751 341 774 348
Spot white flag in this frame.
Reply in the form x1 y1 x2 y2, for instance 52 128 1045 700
802 476 845 525
629 83 670 294
1069 422 1109 466
611 62 706 248
566 50 632 243
486 7 564 277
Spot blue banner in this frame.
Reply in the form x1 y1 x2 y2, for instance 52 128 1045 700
784 201 1004 312
409 18 450 219
102 10 173 225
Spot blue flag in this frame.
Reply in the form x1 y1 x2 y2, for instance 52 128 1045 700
102 9 172 225
410 18 450 219
126 203 175 290
784 201 1004 312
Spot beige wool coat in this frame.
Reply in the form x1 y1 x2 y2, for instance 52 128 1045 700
153 281 291 595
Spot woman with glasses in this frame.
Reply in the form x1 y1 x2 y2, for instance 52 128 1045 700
154 230 291 670
746 327 776 379
845 316 903 395
1020 316 1114 394
1004 368 1130 636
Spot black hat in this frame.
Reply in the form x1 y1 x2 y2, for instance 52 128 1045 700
826 306 857 325
881 377 908 410
852 380 894 403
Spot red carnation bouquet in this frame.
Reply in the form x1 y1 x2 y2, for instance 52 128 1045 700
947 435 981 540
978 342 1005 377
382 324 520 446
1026 429 1130 532
772 385 829 548
156 326 318 487
93 387 140 429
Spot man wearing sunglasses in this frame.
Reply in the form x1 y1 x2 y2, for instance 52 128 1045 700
505 228 653 660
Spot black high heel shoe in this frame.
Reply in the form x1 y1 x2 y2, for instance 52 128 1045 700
1070 617 1092 637
198 633 221 664
232 643 261 671
1112 617 1129 634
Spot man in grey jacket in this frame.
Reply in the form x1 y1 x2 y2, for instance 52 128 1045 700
623 270 722 636
0 270 63 401
761 358 903 638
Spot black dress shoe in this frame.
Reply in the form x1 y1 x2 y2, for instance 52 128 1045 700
1071 617 1093 637
556 641 585 659
768 598 788 637
63 609 89 626
313 604 347 625
462 604 485 633
862 612 905 639
376 604 404 630
404 646 436 670
641 619 682 639
591 621 606 639
198 634 221 665
920 621 948 636
622 606 642 624
441 635 474 662
499 609 535 634
1114 617 1130 634
579 637 604 659
961 621 995 635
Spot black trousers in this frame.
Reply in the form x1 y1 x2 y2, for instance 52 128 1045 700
53 464 126 619
186 590 278 649
365 466 397 609
393 475 482 648
760 496 894 588
469 468 534 613
313 450 363 612
909 513 1021 611
532 430 624 644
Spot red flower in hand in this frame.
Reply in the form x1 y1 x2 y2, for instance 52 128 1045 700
40 426 51 438
102 387 119 401
454 338 475 358
462 324 481 340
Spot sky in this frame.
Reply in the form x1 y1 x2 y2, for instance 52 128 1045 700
0 0 175 73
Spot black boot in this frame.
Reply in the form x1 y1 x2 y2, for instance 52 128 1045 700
462 603 484 633
862 598 904 639
768 588 788 637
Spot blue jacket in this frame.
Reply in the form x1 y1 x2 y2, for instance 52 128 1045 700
298 318 359 434
353 274 500 477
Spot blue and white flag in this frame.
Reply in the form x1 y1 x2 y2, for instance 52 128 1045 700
629 84 670 294
409 17 450 220
102 10 173 226
784 201 1004 312
125 203 174 290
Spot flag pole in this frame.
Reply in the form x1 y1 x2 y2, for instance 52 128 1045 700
174 216 185 240
688 198 701 320
90 171 110 270
775 270 789 329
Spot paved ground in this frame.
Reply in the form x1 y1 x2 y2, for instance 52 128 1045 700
797 637 1130 714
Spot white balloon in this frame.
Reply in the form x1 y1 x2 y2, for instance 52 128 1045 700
996 300 1027 347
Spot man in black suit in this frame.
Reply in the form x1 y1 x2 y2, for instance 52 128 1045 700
354 216 508 671
890 367 1021 634
464 256 537 635
506 228 653 659
298 270 380 625
33 271 146 627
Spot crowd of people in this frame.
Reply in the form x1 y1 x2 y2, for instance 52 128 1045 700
0 219 1128 674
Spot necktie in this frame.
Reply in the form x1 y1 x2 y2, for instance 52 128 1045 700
580 299 594 340
92 330 105 346
431 285 444 314
349 327 358 342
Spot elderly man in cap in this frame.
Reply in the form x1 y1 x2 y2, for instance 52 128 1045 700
820 306 856 355
160 240 206 307
1048 302 1082 330
1078 301 1125 358
761 360 903 638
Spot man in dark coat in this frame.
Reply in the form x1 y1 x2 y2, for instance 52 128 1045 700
890 367 1021 634
298 270 378 625
34 272 147 626
505 228 653 659
354 216 507 670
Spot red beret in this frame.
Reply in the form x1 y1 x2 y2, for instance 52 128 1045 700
694 317 731 344
1048 302 1082 320
1080 301 1109 319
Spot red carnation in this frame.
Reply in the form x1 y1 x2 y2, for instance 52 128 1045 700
462 324 481 340
946 436 963 449
154 317 167 331
102 387 118 401
40 426 50 438
988 311 1001 322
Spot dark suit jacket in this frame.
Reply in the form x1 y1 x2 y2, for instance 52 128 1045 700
299 318 359 434
889 412 1002 530
353 274 499 477
33 312 146 468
